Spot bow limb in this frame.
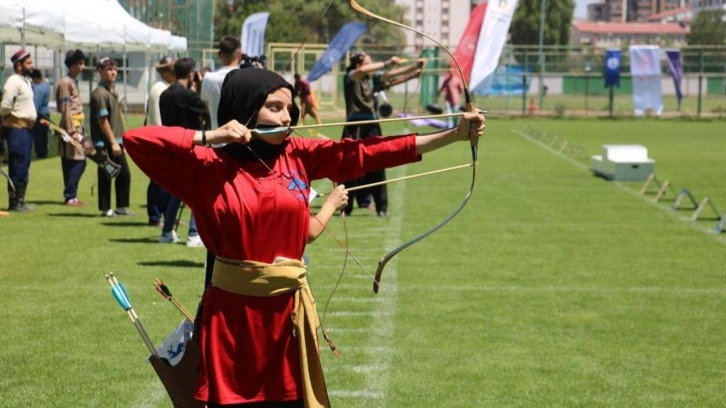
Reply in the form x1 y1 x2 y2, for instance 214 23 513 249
349 0 480 293
0 165 14 192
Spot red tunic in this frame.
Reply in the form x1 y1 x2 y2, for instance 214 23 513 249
123 126 420 404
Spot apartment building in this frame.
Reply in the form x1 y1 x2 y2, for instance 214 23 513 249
395 0 474 54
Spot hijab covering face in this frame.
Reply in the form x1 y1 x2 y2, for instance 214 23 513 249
217 68 300 160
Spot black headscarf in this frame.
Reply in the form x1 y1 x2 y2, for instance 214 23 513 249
217 68 300 160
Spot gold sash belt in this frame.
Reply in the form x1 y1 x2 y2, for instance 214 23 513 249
71 112 85 130
2 115 35 129
212 257 331 408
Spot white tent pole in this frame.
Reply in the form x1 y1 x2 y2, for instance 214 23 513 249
21 7 26 48
123 24 128 117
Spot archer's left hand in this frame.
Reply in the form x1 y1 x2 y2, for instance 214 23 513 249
456 111 486 145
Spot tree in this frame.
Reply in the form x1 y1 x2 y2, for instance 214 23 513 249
687 10 726 45
214 0 407 49
509 0 575 46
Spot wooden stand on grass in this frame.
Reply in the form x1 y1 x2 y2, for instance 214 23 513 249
671 188 699 211
640 174 676 202
653 180 675 202
691 196 721 221
640 173 662 195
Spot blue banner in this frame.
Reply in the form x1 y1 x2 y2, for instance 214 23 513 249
604 49 621 88
307 22 367 82
665 49 683 103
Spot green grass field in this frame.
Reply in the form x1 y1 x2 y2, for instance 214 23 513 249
1 116 725 407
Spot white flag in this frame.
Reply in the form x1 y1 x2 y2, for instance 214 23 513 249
156 319 194 366
629 45 663 116
469 0 519 91
241 12 270 57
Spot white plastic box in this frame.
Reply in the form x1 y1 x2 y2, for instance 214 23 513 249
591 144 655 181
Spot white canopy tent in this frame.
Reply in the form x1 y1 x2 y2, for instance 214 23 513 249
0 0 65 47
0 0 186 52
1 0 188 108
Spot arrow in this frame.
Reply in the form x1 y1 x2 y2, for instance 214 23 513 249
153 278 195 323
251 111 486 135
106 273 158 356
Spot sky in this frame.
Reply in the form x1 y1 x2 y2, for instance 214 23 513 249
574 0 600 20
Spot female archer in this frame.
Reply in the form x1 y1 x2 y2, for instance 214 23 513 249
123 67 484 407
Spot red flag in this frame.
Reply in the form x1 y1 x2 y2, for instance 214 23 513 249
450 1 488 84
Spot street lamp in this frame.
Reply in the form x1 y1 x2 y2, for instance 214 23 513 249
585 64 591 115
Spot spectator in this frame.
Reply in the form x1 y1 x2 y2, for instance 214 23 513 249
437 67 465 128
1 49 37 212
145 56 176 226
90 57 131 217
158 58 210 247
200 35 241 130
30 69 50 158
55 49 88 206
293 73 322 130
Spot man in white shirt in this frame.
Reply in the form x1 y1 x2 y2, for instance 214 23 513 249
145 56 176 226
200 36 241 129
1 49 37 212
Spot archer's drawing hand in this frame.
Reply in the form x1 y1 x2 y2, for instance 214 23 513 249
210 120 253 145
387 56 401 66
324 184 349 213
456 111 486 145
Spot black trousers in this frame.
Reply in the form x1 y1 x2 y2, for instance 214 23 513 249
97 145 131 211
340 122 388 215
32 117 49 158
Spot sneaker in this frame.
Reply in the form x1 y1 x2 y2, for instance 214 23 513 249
102 209 115 217
114 207 132 216
186 235 205 248
148 220 162 227
377 211 388 217
159 230 178 243
65 198 84 206
11 202 33 212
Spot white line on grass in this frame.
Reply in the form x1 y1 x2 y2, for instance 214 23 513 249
403 284 726 294
331 166 406 404
511 128 726 246
328 310 392 317
360 165 405 405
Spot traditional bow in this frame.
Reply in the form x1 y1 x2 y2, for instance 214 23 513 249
348 0 480 293
0 164 13 193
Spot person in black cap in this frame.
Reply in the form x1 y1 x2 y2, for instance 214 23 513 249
55 49 88 206
1 49 36 211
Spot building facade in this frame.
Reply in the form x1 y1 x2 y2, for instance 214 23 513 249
588 0 687 22
395 0 473 54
